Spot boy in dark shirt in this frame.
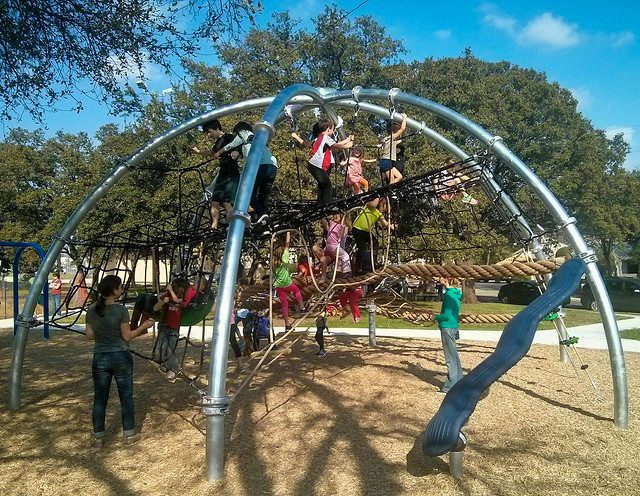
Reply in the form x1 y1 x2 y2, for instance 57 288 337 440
315 310 330 356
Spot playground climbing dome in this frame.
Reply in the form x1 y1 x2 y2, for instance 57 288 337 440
8 85 628 482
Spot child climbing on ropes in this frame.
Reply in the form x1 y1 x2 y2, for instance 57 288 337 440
297 254 316 282
338 286 363 323
315 310 329 356
379 113 407 184
294 117 354 204
217 121 279 224
313 213 352 282
272 232 306 330
439 158 478 206
153 280 186 382
343 144 376 195
192 119 242 229
351 197 395 275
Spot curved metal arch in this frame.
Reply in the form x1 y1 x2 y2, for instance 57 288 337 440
8 85 627 483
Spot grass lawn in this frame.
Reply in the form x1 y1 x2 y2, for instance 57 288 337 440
620 328 640 340
24 300 636 333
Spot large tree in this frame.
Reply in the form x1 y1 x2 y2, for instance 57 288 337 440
0 0 260 121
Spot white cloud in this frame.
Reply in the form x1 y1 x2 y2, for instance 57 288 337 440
518 13 581 48
568 87 591 111
605 126 634 143
479 6 581 49
479 3 516 34
107 53 164 84
611 30 635 47
434 30 452 40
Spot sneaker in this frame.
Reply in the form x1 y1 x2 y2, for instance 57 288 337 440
461 193 478 205
123 433 140 445
285 324 293 331
316 349 326 356
92 437 104 448
166 370 176 382
436 389 448 395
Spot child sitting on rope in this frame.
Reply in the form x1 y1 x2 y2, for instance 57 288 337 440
152 280 187 382
439 158 478 206
378 113 407 184
313 213 352 282
272 232 306 331
351 197 395 275
342 144 376 195
294 117 354 204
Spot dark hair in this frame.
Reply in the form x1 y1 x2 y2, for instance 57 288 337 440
387 119 402 133
95 275 122 317
317 117 334 133
352 144 364 158
233 121 253 134
202 119 222 133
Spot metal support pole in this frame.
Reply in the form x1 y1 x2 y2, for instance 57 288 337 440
449 452 464 479
367 299 377 347
203 84 331 481
449 431 467 479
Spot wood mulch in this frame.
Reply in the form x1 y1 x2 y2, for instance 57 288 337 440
0 327 638 496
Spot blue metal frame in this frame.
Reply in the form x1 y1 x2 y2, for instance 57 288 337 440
0 241 49 338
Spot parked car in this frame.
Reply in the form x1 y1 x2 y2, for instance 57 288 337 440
581 277 640 312
498 280 571 306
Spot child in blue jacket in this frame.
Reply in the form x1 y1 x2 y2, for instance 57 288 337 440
434 278 463 393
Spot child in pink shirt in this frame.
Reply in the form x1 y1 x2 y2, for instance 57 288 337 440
345 145 376 195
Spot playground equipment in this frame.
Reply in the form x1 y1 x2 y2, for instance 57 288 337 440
1 241 50 338
8 85 627 482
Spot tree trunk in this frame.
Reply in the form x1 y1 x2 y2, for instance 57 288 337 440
461 279 479 304
454 258 479 304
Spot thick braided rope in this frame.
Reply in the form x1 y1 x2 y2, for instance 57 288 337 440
237 259 564 311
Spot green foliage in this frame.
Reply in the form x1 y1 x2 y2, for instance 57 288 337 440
1 0 261 121
2 5 637 275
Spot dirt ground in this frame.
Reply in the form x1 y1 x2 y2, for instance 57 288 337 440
0 327 639 496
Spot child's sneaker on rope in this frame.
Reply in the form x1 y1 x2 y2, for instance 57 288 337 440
461 193 478 205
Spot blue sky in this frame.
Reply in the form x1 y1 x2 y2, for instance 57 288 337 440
5 0 639 169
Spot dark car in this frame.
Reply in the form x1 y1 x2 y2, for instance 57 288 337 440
581 277 640 312
498 280 571 306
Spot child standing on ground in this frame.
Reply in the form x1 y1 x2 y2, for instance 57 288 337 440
153 281 185 382
295 117 353 204
315 310 329 356
434 277 463 393
344 144 376 195
273 232 306 330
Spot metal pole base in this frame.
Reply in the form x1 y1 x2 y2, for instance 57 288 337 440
203 396 230 481
449 431 467 479
367 299 377 347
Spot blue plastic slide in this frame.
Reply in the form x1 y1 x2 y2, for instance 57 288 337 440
422 257 587 457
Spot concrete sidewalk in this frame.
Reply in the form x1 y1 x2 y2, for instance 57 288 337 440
2 315 639 353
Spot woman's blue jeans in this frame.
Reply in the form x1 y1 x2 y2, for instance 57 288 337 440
92 351 135 437
439 327 463 393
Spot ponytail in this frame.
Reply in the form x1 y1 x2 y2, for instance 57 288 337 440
95 274 122 317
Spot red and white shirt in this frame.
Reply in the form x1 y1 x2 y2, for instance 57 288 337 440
308 134 336 171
